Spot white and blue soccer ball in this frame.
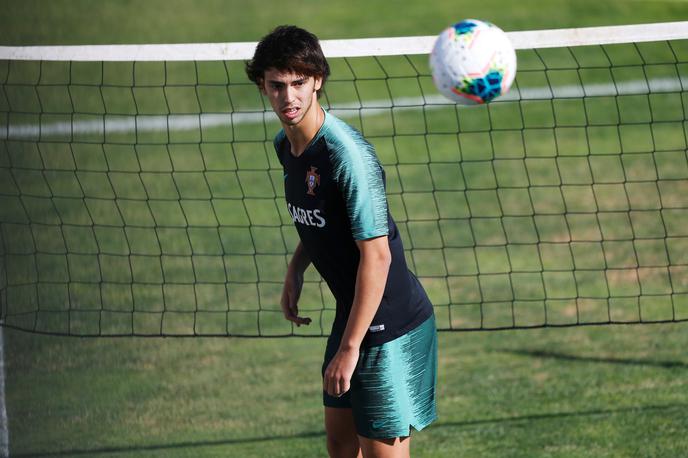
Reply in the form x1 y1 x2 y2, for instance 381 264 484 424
430 19 517 105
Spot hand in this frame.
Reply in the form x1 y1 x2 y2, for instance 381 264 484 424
280 268 311 327
323 347 360 397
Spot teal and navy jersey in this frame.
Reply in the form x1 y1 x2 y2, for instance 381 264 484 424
275 111 433 347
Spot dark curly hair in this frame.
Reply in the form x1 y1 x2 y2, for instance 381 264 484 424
245 25 330 98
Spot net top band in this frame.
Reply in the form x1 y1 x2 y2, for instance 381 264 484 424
1 21 688 61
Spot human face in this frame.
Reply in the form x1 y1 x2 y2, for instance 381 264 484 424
261 69 322 128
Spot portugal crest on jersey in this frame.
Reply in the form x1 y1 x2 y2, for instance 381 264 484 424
305 166 320 196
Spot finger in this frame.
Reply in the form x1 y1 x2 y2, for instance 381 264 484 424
293 316 311 327
286 294 311 326
283 308 304 325
285 314 311 327
330 377 340 397
326 373 345 397
340 378 350 396
333 376 344 397
324 363 342 396
324 366 334 395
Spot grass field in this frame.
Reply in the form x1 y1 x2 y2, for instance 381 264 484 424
6 324 688 457
3 1 688 457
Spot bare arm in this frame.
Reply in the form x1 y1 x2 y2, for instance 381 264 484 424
323 235 392 397
281 241 312 326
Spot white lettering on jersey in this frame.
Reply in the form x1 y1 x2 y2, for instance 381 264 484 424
287 203 326 228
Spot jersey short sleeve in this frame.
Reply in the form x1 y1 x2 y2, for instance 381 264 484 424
325 117 388 240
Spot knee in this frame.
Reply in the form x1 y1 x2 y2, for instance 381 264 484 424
326 433 360 458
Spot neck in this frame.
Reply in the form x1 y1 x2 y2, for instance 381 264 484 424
284 103 324 157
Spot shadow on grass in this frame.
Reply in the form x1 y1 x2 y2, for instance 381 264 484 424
14 431 326 457
500 349 688 369
16 403 688 457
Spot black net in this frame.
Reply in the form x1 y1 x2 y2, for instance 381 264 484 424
1 40 688 336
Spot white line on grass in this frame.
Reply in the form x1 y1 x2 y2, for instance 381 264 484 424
1 21 687 60
0 77 682 140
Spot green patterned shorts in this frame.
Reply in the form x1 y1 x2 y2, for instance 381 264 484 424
323 315 438 439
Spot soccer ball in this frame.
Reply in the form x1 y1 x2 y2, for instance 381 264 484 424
430 19 517 105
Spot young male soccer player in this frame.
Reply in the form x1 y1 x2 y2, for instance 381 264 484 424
246 25 437 457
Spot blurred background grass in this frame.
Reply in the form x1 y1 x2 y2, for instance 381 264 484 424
2 0 688 44
3 1 688 457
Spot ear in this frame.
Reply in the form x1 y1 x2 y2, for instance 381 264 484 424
314 76 323 92
257 78 267 95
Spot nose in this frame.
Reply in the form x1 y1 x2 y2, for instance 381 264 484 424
284 85 297 102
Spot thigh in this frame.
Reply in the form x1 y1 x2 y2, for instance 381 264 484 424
358 435 410 458
325 407 362 458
